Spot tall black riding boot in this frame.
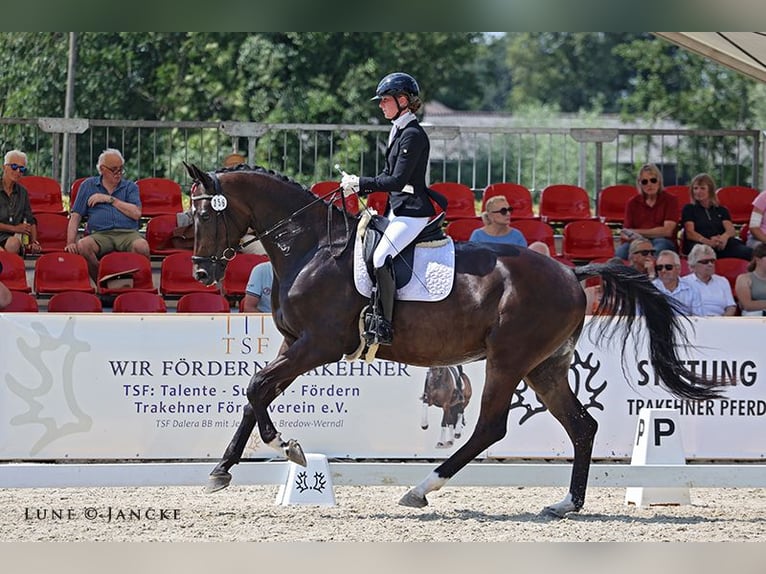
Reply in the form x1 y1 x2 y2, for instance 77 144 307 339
364 257 395 346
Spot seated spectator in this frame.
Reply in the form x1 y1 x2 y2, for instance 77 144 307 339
0 150 41 256
627 238 657 279
65 148 150 281
682 243 737 316
681 172 752 261
734 243 766 316
469 196 527 247
528 241 550 256
222 152 246 168
652 249 703 315
615 163 678 259
242 260 273 313
746 189 766 247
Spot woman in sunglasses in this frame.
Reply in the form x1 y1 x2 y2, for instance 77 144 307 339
615 163 679 259
469 195 527 247
0 149 39 256
681 172 753 261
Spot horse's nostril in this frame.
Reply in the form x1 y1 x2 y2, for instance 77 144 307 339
194 269 208 282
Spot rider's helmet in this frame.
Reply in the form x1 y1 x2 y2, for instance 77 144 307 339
371 72 420 101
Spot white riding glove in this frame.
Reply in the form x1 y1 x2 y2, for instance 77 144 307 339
341 173 360 197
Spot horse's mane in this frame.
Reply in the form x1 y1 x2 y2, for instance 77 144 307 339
216 163 354 215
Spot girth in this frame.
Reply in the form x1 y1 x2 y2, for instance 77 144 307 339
362 213 447 288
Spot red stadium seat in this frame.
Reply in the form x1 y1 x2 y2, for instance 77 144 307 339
34 213 70 253
364 191 388 215
445 218 483 242
69 177 88 208
0 252 32 293
597 184 638 224
716 186 759 224
3 290 38 312
47 291 103 313
221 253 270 302
512 219 557 255
663 185 690 214
34 252 94 295
481 182 537 219
160 252 220 297
96 251 156 296
20 175 66 215
136 177 184 218
112 291 167 313
176 292 231 313
146 214 193 257
715 257 749 298
562 220 616 262
539 184 593 224
430 182 477 220
310 180 359 215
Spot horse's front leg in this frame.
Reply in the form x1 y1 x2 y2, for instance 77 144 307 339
248 339 336 466
206 403 257 493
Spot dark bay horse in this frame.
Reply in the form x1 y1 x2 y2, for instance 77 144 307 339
185 163 727 517
421 366 472 448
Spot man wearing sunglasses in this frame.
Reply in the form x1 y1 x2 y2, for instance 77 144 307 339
65 148 150 282
628 238 658 279
615 163 679 260
652 249 703 315
0 149 39 256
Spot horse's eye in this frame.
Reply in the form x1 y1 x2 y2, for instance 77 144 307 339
199 211 212 222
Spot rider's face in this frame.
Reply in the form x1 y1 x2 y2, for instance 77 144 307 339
379 95 404 120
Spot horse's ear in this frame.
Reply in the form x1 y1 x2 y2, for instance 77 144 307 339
184 161 204 182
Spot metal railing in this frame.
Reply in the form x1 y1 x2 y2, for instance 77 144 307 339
1 118 762 206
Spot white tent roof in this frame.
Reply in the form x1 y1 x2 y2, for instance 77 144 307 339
654 32 766 83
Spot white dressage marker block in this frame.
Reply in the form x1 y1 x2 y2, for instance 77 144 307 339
275 453 336 506
625 408 691 507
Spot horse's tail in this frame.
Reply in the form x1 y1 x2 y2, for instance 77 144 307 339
574 262 730 401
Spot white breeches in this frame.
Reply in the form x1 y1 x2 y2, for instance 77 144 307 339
373 213 430 269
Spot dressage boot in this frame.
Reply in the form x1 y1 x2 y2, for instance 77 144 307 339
364 257 395 346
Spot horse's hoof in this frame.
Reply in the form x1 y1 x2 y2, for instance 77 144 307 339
205 472 232 493
541 504 579 519
285 439 307 466
399 489 428 509
421 425 428 430
435 441 452 449
454 432 462 439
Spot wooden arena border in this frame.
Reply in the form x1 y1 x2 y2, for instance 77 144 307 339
2 462 766 489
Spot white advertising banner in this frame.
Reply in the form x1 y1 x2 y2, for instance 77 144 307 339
0 313 764 461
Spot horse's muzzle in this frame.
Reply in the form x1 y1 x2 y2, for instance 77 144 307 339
193 267 215 286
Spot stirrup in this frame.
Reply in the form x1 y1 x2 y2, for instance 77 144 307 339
363 309 393 346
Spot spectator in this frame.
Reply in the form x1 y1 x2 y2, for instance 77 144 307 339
746 189 766 247
222 152 246 168
627 238 657 279
681 172 752 261
734 243 766 316
0 260 11 309
615 163 678 259
65 148 150 281
242 260 273 313
682 243 737 316
652 249 703 315
0 150 41 256
528 241 550 256
469 196 527 247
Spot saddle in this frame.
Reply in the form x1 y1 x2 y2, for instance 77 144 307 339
362 212 447 289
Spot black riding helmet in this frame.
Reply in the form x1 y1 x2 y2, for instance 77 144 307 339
371 72 420 101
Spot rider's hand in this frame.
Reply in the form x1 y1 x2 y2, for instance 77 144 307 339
341 174 359 197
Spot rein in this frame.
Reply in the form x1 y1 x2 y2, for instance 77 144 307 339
190 171 354 266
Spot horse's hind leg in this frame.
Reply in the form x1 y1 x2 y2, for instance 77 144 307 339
525 350 598 518
206 404 256 493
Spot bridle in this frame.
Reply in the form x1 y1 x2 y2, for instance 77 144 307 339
189 170 354 271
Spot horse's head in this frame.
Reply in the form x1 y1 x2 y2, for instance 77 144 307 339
184 162 248 285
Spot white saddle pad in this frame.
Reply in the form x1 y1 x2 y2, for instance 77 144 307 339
353 231 455 302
